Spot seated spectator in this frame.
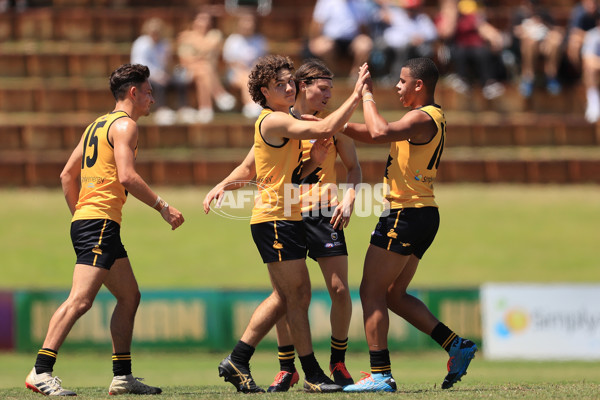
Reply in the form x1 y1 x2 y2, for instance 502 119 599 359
511 0 565 98
581 13 600 122
0 0 26 12
177 10 236 123
131 17 194 125
436 0 506 100
566 0 599 72
307 0 375 76
222 12 266 119
376 0 438 82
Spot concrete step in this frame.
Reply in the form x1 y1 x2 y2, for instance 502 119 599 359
2 145 599 187
2 111 599 152
0 74 588 114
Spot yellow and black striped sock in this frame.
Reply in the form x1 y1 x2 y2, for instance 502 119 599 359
330 336 348 365
431 322 458 352
35 348 57 374
112 352 132 376
369 349 391 375
277 345 296 373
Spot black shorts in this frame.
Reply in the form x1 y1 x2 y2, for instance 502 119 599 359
370 207 439 259
302 208 348 261
334 38 353 57
251 220 307 264
70 219 128 270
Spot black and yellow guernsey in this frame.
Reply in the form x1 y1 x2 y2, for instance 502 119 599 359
383 104 446 209
251 108 304 224
73 111 136 225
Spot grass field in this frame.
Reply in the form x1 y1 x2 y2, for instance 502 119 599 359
1 350 600 399
1 184 600 398
1 184 599 290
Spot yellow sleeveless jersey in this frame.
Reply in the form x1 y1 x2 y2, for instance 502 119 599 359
72 111 135 225
299 138 338 213
383 104 446 209
251 108 305 224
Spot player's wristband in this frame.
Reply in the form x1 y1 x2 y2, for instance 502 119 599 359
153 196 167 211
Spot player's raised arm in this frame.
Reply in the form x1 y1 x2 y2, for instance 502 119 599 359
261 64 370 143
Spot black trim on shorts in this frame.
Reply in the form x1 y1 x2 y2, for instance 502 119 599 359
70 219 127 270
250 220 306 264
370 207 439 259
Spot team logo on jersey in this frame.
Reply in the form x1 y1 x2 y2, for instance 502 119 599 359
92 245 103 255
387 229 398 239
273 241 283 250
330 232 338 241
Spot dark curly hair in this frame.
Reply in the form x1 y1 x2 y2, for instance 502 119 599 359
109 63 150 101
294 58 333 93
248 55 295 108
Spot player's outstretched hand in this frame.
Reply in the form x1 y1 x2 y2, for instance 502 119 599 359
161 204 184 230
203 186 225 214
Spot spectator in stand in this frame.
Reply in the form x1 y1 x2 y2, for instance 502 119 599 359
376 0 438 83
222 12 267 119
0 0 26 12
511 0 565 98
435 0 506 100
307 0 375 76
566 0 599 72
131 17 195 125
177 10 236 123
581 13 600 122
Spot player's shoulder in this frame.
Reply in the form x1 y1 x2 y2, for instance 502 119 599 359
108 113 137 139
260 108 292 127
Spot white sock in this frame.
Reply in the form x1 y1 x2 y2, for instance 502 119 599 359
586 87 600 111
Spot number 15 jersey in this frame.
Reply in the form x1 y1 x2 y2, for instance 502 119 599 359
73 111 135 225
384 104 445 209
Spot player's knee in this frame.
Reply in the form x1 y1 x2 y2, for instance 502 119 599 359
289 284 312 310
329 282 350 303
68 298 94 318
115 289 141 311
129 290 141 309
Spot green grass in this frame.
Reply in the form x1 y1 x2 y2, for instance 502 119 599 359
1 350 599 398
1 184 599 290
2 184 600 398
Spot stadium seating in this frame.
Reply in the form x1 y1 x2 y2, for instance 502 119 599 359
0 0 598 186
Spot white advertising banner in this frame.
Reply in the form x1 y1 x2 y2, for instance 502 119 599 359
481 283 600 360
